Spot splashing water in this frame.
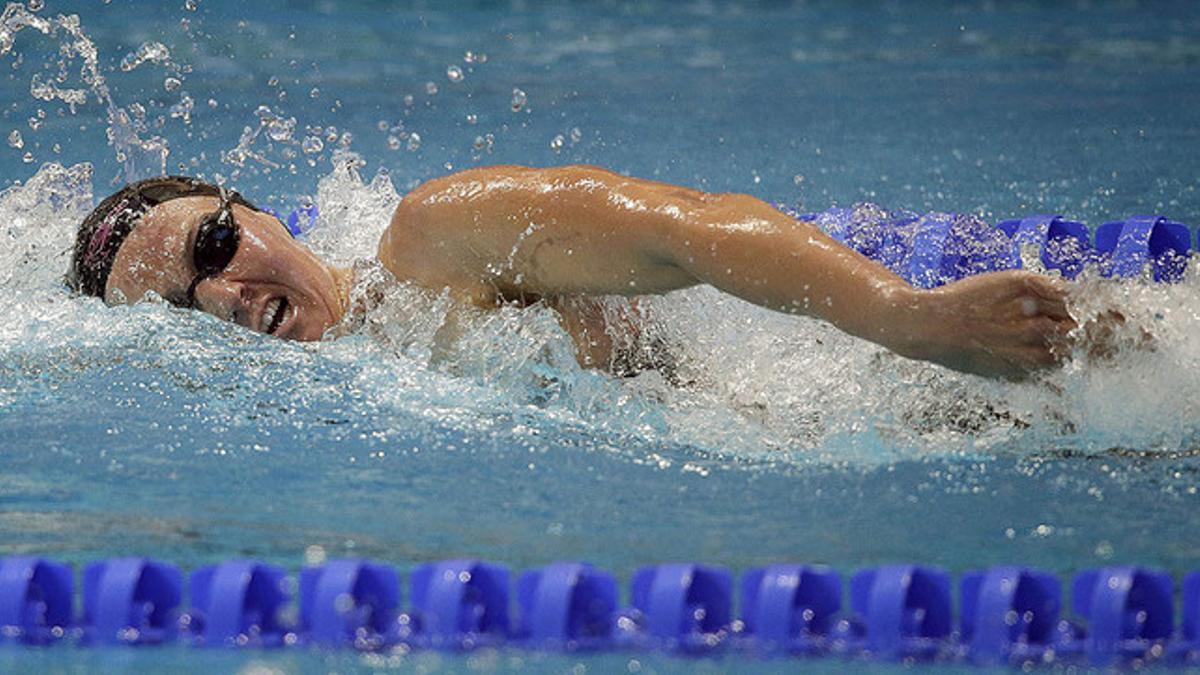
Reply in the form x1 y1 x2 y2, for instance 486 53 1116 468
4 155 1200 471
0 2 1197 474
0 3 168 181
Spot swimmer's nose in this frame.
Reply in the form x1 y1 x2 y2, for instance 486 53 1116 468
193 277 255 328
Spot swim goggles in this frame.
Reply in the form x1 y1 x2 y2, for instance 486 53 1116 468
176 190 240 310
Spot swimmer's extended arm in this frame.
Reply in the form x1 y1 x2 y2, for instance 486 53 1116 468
379 164 1075 379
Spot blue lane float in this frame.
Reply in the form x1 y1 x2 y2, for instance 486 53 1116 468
515 561 617 648
188 560 290 647
787 205 1195 286
996 214 1090 279
0 556 72 644
408 559 510 649
1095 215 1191 282
82 558 181 645
738 564 840 654
298 558 398 649
263 201 320 238
627 563 732 651
959 566 1062 665
7 556 1200 668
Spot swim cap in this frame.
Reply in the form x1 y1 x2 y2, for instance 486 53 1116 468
67 176 260 299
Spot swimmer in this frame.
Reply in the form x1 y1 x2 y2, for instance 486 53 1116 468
67 165 1076 380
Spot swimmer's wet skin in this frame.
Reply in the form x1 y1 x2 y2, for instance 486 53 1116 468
71 165 1077 380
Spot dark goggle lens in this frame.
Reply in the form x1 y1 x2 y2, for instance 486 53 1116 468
193 212 239 276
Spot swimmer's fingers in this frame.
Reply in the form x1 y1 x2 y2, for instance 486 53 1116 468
1021 274 1075 322
1019 316 1075 347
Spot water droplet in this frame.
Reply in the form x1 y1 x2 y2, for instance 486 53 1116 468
309 87 320 99
569 127 582 144
549 134 564 152
267 76 279 88
424 81 438 96
403 94 414 107
464 50 476 63
207 98 218 108
339 131 353 147
27 0 44 11
466 113 478 125
301 136 323 154
26 117 39 131
793 174 805 185
407 133 421 151
387 135 401 150
510 87 526 112
7 129 23 148
473 134 495 153
183 0 197 10
446 65 463 83
163 77 181 91
22 151 33 163
267 116 296 142
325 127 338 143
376 120 389 132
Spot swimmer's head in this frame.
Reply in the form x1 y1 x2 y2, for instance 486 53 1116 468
69 176 349 340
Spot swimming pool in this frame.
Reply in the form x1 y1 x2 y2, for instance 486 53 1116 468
1 0 1200 671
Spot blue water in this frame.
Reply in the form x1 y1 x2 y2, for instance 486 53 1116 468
2 0 1200 671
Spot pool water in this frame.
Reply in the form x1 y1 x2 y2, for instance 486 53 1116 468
1 0 1200 672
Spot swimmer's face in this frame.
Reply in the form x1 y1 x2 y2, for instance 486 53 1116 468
105 196 345 340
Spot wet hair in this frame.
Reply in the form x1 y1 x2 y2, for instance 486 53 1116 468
67 176 260 299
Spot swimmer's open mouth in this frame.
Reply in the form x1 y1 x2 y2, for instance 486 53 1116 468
263 297 289 334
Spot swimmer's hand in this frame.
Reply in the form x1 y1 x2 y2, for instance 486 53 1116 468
893 271 1076 380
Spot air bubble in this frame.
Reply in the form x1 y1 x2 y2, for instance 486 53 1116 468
301 136 323 154
120 42 170 72
472 133 494 153
267 116 296 142
510 87 526 112
163 77 181 92
446 65 463 83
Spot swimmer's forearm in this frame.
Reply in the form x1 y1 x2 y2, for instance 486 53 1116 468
663 194 930 355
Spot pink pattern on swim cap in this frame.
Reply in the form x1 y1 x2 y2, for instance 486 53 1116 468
82 197 130 266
